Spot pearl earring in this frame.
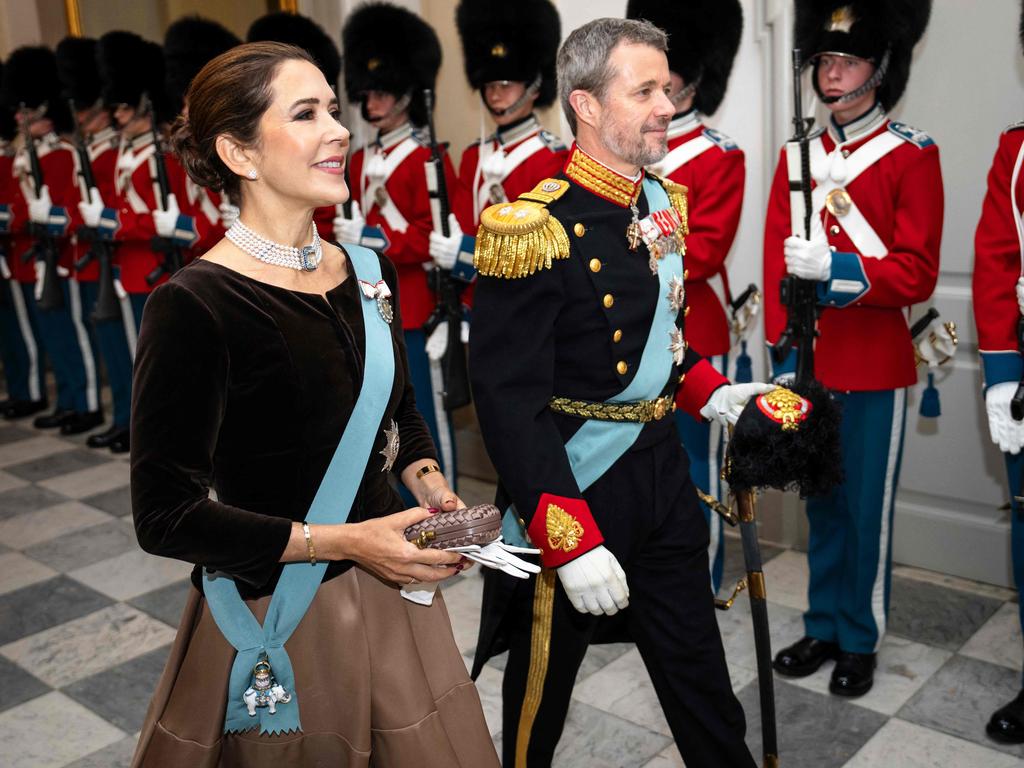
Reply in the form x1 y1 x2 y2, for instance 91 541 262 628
247 169 258 180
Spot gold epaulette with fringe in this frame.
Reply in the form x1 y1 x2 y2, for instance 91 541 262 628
474 179 570 279
652 174 690 236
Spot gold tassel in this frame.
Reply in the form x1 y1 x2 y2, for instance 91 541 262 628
474 200 569 279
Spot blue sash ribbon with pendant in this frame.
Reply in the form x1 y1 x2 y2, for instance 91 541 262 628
502 177 683 544
202 244 395 735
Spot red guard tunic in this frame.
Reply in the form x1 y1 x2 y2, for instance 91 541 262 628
109 134 207 294
763 105 943 390
347 122 457 330
974 124 1024 389
650 110 744 357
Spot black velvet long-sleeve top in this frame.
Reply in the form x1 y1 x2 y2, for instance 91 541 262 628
130 252 436 599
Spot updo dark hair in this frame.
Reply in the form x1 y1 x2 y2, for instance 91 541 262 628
171 41 317 198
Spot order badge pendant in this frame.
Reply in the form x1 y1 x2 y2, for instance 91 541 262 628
377 295 393 324
626 220 642 251
243 658 292 717
380 419 400 472
824 188 852 218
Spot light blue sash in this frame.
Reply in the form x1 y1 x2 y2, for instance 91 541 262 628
502 177 683 543
203 244 395 735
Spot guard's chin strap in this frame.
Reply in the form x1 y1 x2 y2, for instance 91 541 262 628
362 90 413 124
818 48 891 105
671 75 700 109
485 73 542 118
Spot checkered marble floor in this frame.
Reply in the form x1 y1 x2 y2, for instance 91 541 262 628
1 422 1023 768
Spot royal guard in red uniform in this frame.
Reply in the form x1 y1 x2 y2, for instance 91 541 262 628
0 57 47 419
247 12 340 244
94 31 209 453
3 46 103 435
335 3 460 491
432 0 567 284
766 1 939 697
626 0 745 596
972 3 1024 743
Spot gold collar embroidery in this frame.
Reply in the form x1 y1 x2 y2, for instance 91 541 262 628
564 145 642 208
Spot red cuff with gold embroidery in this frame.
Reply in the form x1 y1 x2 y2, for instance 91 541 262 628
675 358 729 420
526 492 604 568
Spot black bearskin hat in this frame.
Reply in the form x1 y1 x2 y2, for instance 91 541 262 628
0 46 72 134
626 0 743 116
97 31 170 122
56 37 102 110
456 0 560 109
342 2 442 127
723 382 843 499
794 0 932 111
165 16 241 117
0 62 15 142
247 12 341 88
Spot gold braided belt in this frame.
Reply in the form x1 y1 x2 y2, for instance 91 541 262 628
548 395 676 423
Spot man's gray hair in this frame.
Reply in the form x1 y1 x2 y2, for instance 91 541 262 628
557 17 668 136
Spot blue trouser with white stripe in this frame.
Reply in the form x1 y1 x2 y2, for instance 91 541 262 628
1003 451 1024 684
0 280 46 402
804 388 907 654
92 286 142 429
34 277 101 413
400 329 457 504
675 352 729 594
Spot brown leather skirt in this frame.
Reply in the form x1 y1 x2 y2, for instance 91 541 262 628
131 567 499 768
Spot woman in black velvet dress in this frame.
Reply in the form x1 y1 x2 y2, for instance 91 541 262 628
129 42 498 767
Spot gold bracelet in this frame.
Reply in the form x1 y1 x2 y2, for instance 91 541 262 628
415 463 441 479
301 521 317 565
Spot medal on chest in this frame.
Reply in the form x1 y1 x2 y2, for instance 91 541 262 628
359 279 394 324
380 419 400 472
243 658 292 717
636 208 686 275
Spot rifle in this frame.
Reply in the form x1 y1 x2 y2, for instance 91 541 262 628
19 104 63 310
770 49 819 387
139 93 183 286
421 88 471 411
68 98 120 323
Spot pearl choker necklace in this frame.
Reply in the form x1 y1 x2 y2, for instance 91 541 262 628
226 220 323 271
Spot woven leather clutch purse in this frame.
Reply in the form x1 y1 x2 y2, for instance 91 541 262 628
404 504 502 550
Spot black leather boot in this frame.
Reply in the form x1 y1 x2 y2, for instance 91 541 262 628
3 399 48 419
987 689 1024 744
86 424 123 448
34 408 74 429
773 637 840 677
60 410 105 435
108 428 130 454
829 652 876 697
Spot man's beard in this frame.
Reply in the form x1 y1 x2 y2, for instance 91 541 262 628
599 112 669 168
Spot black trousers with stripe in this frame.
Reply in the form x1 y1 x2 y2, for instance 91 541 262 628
495 437 757 768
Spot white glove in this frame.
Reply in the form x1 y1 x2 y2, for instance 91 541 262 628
557 545 630 616
428 214 462 270
425 320 448 362
916 322 957 368
784 215 831 281
452 539 541 579
1017 277 1024 317
219 200 239 230
986 382 1024 454
333 200 365 244
77 187 104 228
772 372 795 387
152 192 181 238
28 185 52 225
700 382 777 428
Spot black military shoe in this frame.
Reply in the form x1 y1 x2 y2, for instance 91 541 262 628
987 689 1024 743
108 429 130 454
773 637 839 677
829 652 876 697
60 411 104 435
3 399 48 419
33 408 74 429
86 424 122 448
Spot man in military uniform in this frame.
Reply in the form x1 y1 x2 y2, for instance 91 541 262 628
427 0 567 286
470 17 769 768
335 3 460 494
3 46 103 435
626 0 745 595
765 1 939 697
973 5 1024 742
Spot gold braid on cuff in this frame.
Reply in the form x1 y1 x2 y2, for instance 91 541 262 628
548 395 676 423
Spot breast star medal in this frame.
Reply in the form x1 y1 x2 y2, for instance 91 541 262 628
667 275 686 312
668 327 686 365
380 419 400 472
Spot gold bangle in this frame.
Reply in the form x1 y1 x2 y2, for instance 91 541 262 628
301 521 317 565
415 463 441 479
